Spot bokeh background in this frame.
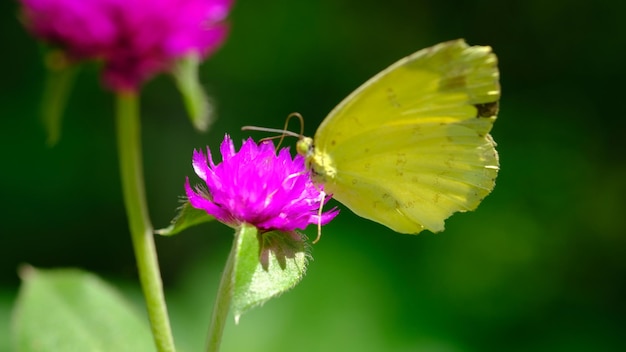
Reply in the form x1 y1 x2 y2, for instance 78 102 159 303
1 0 625 351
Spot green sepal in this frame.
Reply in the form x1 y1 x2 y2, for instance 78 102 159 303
11 267 154 352
41 50 77 146
173 53 214 132
232 224 309 323
155 201 214 236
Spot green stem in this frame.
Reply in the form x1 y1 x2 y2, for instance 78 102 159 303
115 92 176 352
41 50 77 146
205 229 239 352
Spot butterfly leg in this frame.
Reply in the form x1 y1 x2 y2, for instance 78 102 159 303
312 190 326 244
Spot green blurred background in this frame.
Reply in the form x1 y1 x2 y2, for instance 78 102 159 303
1 0 625 351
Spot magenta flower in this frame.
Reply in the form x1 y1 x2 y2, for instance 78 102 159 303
20 0 232 91
185 135 338 233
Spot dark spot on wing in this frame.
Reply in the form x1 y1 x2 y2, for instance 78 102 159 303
439 75 467 91
475 102 499 117
396 153 407 176
387 88 401 108
433 193 440 204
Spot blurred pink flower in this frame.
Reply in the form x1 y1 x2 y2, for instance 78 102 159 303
185 135 338 233
20 0 232 91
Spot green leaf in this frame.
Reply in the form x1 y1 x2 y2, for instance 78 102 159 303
11 267 155 352
231 225 309 322
155 201 214 236
173 54 214 132
41 50 77 146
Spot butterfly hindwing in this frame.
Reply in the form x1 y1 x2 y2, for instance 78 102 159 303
309 39 500 234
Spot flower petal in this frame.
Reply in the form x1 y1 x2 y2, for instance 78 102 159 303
191 149 209 181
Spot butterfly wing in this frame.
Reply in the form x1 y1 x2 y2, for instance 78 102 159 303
313 39 500 233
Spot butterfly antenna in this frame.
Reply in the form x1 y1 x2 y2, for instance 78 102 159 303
241 125 300 145
286 112 305 138
274 112 305 149
242 113 305 148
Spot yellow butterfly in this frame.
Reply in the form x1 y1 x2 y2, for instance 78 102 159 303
296 39 500 235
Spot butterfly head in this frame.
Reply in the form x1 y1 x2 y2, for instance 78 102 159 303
296 136 336 184
296 136 313 157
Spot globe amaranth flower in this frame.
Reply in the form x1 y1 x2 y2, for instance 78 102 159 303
20 0 232 91
185 135 339 233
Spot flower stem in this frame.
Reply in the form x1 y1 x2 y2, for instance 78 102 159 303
115 92 176 352
205 229 239 352
41 50 76 147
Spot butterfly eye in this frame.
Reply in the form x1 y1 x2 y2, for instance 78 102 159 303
296 137 314 157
